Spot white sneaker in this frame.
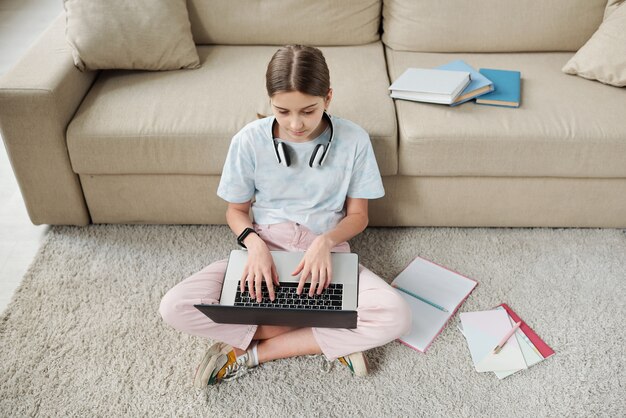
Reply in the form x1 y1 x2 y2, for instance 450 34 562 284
315 351 370 377
337 352 369 377
193 342 255 387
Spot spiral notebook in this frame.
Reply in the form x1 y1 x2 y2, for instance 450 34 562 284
392 256 478 352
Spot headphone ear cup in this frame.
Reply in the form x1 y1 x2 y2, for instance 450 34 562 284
277 142 291 167
309 144 325 168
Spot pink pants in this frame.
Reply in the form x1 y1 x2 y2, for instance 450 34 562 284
159 222 412 360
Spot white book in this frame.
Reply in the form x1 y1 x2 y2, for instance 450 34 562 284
389 68 471 104
392 256 478 352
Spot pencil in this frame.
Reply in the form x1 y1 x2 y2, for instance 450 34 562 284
493 321 522 354
392 285 449 312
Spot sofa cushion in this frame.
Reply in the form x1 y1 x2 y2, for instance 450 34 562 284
604 0 625 19
78 174 626 227
187 0 381 46
67 43 397 176
382 0 607 52
562 3 626 87
63 0 199 71
386 49 626 178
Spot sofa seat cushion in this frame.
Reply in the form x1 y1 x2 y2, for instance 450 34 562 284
67 43 397 176
386 49 626 178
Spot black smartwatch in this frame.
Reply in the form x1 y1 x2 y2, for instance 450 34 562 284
237 227 258 249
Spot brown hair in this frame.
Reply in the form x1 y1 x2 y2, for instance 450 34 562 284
265 45 330 98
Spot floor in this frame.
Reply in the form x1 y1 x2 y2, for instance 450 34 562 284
0 0 62 313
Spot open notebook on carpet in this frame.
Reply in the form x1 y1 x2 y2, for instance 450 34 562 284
392 256 478 352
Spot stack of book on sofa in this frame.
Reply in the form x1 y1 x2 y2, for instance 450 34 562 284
388 67 472 105
389 60 521 107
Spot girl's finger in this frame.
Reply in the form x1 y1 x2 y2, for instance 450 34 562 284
265 270 276 301
297 267 310 295
272 265 280 287
291 259 304 276
309 270 319 297
243 272 254 297
317 269 326 295
245 273 254 295
255 273 263 302
325 266 333 289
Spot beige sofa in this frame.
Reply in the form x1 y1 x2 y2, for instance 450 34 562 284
1 0 625 228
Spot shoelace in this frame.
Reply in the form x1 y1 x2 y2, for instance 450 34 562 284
221 356 250 382
202 355 250 397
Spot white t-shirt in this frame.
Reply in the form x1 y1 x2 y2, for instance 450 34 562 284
217 115 385 234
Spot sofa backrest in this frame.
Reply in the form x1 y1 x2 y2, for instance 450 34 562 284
187 0 382 46
382 0 608 52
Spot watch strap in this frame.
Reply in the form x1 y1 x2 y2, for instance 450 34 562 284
237 227 258 249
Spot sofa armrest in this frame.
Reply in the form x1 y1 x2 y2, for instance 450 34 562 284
0 14 98 225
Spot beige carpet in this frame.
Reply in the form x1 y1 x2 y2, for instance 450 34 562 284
1 225 625 416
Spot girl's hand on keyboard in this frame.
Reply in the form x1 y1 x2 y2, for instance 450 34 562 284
241 239 279 302
292 235 333 297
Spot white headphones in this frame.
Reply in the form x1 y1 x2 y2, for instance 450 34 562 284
270 111 335 168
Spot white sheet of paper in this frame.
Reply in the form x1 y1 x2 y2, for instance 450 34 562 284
460 309 527 372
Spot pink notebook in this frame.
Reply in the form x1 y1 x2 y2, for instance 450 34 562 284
493 303 555 378
498 303 555 359
392 256 478 353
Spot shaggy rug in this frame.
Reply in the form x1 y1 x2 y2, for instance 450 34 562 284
1 225 625 417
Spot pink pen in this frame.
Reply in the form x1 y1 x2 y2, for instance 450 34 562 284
492 321 522 354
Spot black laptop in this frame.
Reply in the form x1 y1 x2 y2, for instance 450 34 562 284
194 250 359 328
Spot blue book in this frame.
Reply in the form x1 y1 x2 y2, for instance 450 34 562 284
435 60 494 106
475 69 521 108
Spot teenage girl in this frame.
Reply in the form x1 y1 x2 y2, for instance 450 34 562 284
160 45 411 386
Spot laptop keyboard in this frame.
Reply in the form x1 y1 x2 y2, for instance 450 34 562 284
234 282 344 310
